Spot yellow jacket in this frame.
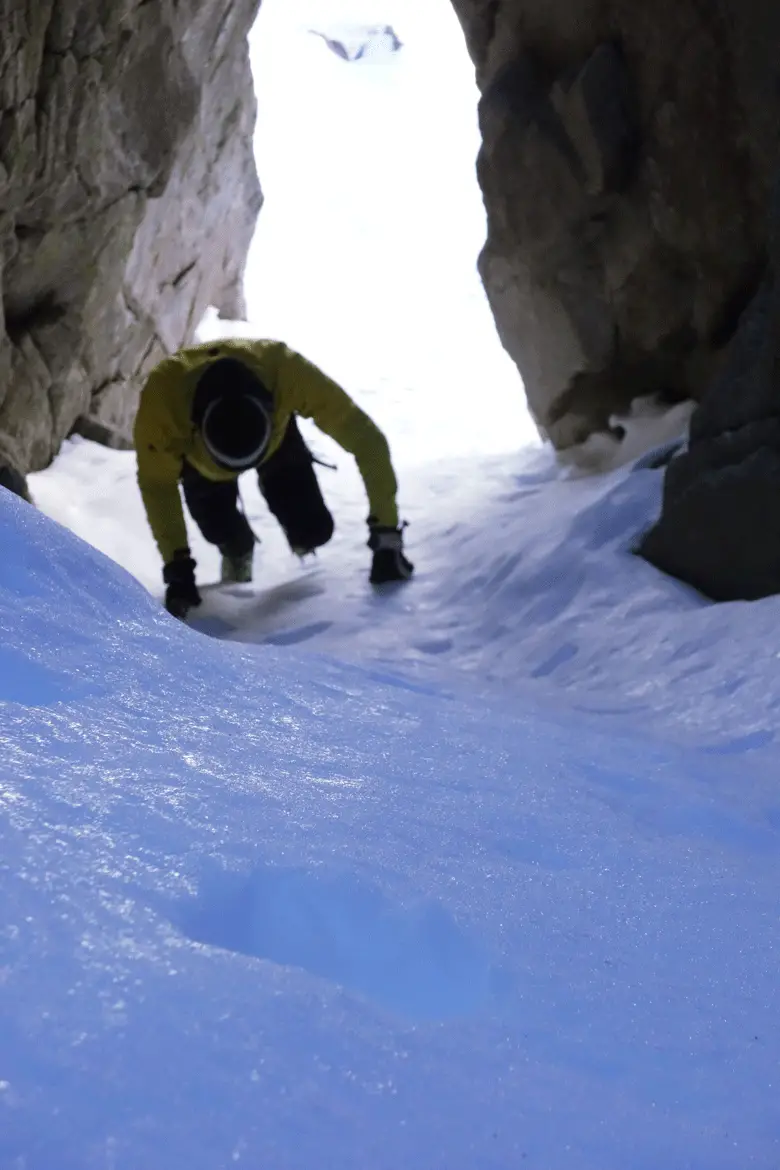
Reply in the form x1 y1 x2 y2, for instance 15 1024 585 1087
134 338 399 564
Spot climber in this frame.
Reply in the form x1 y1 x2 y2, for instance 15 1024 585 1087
133 337 413 619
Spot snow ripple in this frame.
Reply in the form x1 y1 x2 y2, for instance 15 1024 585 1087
175 865 490 1021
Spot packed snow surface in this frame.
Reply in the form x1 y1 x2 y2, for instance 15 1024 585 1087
4 0 780 1167
6 468 780 1169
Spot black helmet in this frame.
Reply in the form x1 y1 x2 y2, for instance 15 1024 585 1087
192 357 272 471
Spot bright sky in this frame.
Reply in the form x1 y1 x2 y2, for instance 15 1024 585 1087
199 0 537 464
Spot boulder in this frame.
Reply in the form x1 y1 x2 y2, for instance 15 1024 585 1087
449 0 780 455
0 0 262 495
638 172 780 601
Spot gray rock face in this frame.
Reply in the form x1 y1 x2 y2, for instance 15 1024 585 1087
0 0 262 489
449 0 780 452
638 173 780 601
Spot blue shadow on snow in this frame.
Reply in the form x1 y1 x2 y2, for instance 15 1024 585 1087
0 645 95 706
171 864 491 1022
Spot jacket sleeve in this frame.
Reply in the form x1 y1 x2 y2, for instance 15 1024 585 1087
134 370 189 565
274 345 400 528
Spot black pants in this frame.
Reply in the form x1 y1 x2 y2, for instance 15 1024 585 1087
181 416 334 557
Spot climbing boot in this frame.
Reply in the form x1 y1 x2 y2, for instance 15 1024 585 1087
220 548 254 584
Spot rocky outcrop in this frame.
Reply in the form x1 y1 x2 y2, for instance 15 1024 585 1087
638 172 780 601
450 0 780 454
308 24 403 63
0 0 262 489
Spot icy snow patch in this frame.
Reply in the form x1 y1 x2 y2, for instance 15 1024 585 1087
558 395 696 475
3 489 780 1167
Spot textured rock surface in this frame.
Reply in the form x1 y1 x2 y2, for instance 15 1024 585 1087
0 0 262 486
638 173 780 601
450 0 780 451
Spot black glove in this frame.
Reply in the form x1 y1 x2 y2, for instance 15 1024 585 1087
367 523 414 585
163 550 202 619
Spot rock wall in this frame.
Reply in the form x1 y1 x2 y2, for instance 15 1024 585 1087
450 0 780 453
0 0 262 486
638 171 780 601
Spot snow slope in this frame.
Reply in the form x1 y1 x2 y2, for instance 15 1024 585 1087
28 0 713 742
30 429 780 753
3 486 780 1170
9 1 780 1165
